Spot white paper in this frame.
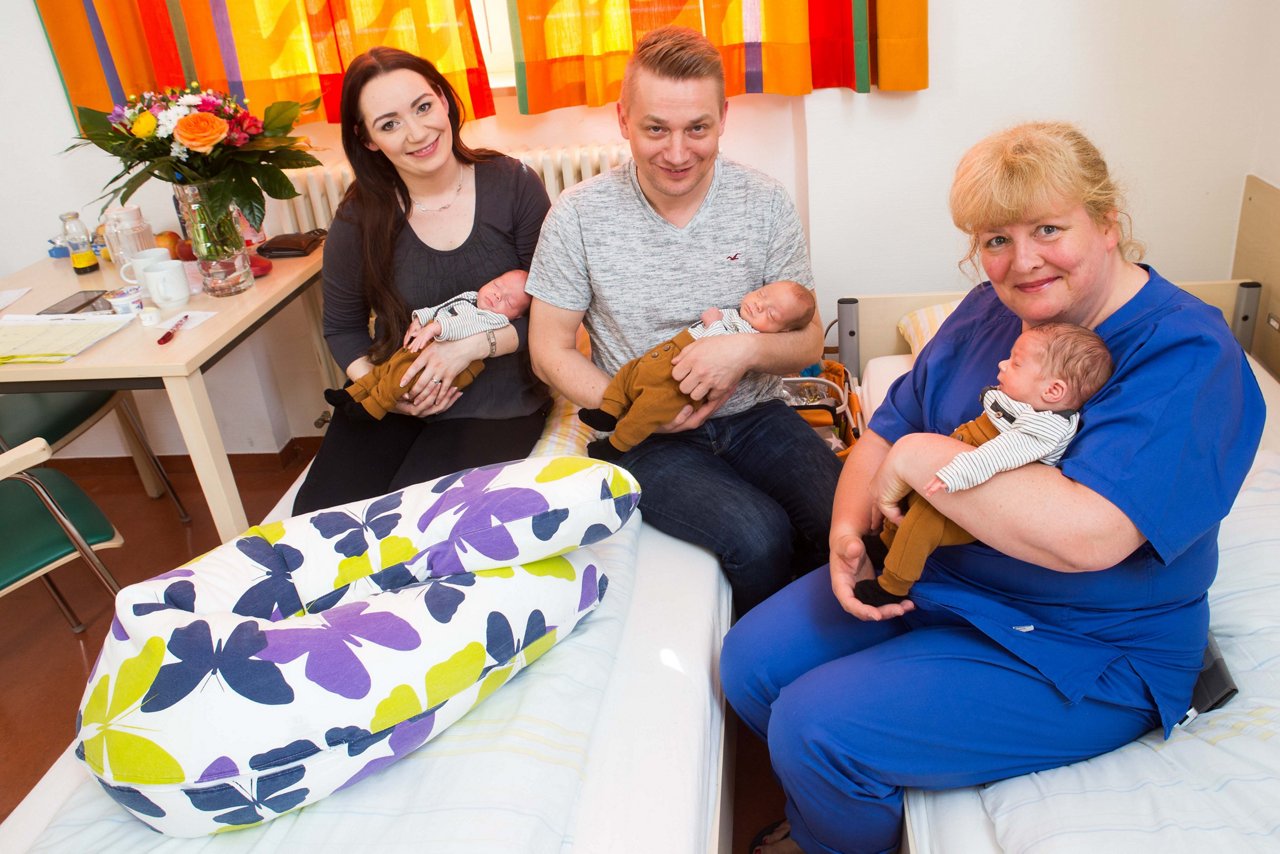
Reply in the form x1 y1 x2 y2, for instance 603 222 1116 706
0 288 31 311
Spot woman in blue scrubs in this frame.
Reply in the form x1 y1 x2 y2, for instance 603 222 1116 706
721 121 1265 854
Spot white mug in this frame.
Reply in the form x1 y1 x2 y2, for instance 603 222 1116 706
144 260 191 309
120 247 173 285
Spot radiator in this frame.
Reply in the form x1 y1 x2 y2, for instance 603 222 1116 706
510 142 632 202
263 163 355 236
264 142 631 234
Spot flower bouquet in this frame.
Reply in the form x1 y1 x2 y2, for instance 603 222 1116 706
72 86 321 295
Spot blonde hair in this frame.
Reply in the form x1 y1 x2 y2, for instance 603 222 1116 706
622 26 725 108
949 121 1145 275
1024 322 1113 408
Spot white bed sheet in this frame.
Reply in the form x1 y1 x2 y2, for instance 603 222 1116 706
1 470 733 853
891 354 1280 854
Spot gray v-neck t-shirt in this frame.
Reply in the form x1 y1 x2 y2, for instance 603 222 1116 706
527 156 814 418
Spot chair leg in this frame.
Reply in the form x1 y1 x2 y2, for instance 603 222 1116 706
115 393 192 523
16 472 123 597
40 575 86 633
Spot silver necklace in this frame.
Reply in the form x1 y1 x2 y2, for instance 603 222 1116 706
411 173 464 213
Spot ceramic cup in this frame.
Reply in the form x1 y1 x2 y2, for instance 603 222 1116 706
119 247 173 285
144 260 191 309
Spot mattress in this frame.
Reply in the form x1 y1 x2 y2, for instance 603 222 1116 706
0 420 733 852
893 355 1280 854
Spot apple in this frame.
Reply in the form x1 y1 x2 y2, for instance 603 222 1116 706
249 254 273 277
154 230 182 259
176 239 197 262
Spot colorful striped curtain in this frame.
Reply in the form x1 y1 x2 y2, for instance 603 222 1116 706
36 0 495 125
509 0 928 114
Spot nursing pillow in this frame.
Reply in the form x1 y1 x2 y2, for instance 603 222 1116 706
75 455 640 837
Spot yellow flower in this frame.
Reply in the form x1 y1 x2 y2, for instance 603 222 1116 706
130 111 157 138
173 112 228 153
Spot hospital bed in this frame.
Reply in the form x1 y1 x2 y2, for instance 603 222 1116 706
0 398 734 853
846 280 1280 854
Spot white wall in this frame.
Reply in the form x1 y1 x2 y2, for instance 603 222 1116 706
1248 4 1280 185
806 0 1279 308
3 0 1277 457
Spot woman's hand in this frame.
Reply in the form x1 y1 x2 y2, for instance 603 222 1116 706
870 440 917 525
829 531 916 622
396 335 485 415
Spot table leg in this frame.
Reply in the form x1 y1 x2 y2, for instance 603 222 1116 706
162 372 248 542
116 391 164 498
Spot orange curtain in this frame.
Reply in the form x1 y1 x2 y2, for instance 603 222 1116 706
36 0 495 125
509 0 928 115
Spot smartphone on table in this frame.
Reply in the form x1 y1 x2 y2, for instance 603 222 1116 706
38 290 111 315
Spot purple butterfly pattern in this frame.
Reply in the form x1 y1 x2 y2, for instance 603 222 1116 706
258 602 421 699
414 466 554 576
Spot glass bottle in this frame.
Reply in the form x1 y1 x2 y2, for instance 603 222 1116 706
103 204 157 265
60 211 99 275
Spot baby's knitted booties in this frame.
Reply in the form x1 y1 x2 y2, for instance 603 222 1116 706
586 437 625 461
577 407 617 431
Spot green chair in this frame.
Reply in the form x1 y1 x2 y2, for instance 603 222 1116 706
0 437 124 633
0 390 188 522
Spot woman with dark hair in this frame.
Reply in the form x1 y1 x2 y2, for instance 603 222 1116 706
294 48 551 514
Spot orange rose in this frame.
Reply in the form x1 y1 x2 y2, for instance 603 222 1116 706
173 112 229 153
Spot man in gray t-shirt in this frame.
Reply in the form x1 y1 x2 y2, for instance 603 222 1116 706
526 26 842 615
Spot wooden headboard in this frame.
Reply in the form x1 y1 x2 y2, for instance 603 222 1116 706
1233 175 1280 380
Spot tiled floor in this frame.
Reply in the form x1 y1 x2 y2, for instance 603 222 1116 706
0 455 786 851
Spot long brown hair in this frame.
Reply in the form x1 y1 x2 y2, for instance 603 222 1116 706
337 47 498 362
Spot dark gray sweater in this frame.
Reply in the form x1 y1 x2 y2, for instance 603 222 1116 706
322 156 551 421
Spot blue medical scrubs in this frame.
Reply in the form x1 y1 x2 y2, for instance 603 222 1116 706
720 267 1265 854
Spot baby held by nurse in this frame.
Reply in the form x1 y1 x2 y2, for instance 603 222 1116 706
856 321 1114 606
325 269 530 420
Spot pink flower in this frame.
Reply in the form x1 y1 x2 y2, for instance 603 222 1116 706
224 128 250 147
199 95 221 113
234 112 264 136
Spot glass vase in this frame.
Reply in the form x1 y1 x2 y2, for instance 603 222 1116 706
173 182 254 297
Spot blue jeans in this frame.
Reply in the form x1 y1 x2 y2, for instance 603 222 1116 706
619 399 842 615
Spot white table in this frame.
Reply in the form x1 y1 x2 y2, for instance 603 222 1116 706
0 254 333 541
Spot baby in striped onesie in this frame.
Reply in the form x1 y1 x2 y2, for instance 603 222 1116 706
325 270 530 421
856 321 1113 607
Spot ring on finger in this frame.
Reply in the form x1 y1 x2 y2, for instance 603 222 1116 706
431 378 443 384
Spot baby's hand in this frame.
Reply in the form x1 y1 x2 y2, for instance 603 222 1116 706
406 320 440 352
923 475 948 498
404 318 424 350
700 307 724 327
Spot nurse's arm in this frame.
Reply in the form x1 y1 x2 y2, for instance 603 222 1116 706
875 432 1144 573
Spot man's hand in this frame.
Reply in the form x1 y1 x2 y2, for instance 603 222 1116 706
670 335 752 403
652 390 733 434
829 532 915 622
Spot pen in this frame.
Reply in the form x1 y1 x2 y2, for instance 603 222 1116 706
157 314 189 345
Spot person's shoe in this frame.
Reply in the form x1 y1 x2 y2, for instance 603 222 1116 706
577 407 617 431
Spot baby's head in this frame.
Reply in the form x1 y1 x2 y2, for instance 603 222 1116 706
477 269 531 321
740 280 815 333
998 322 1112 410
